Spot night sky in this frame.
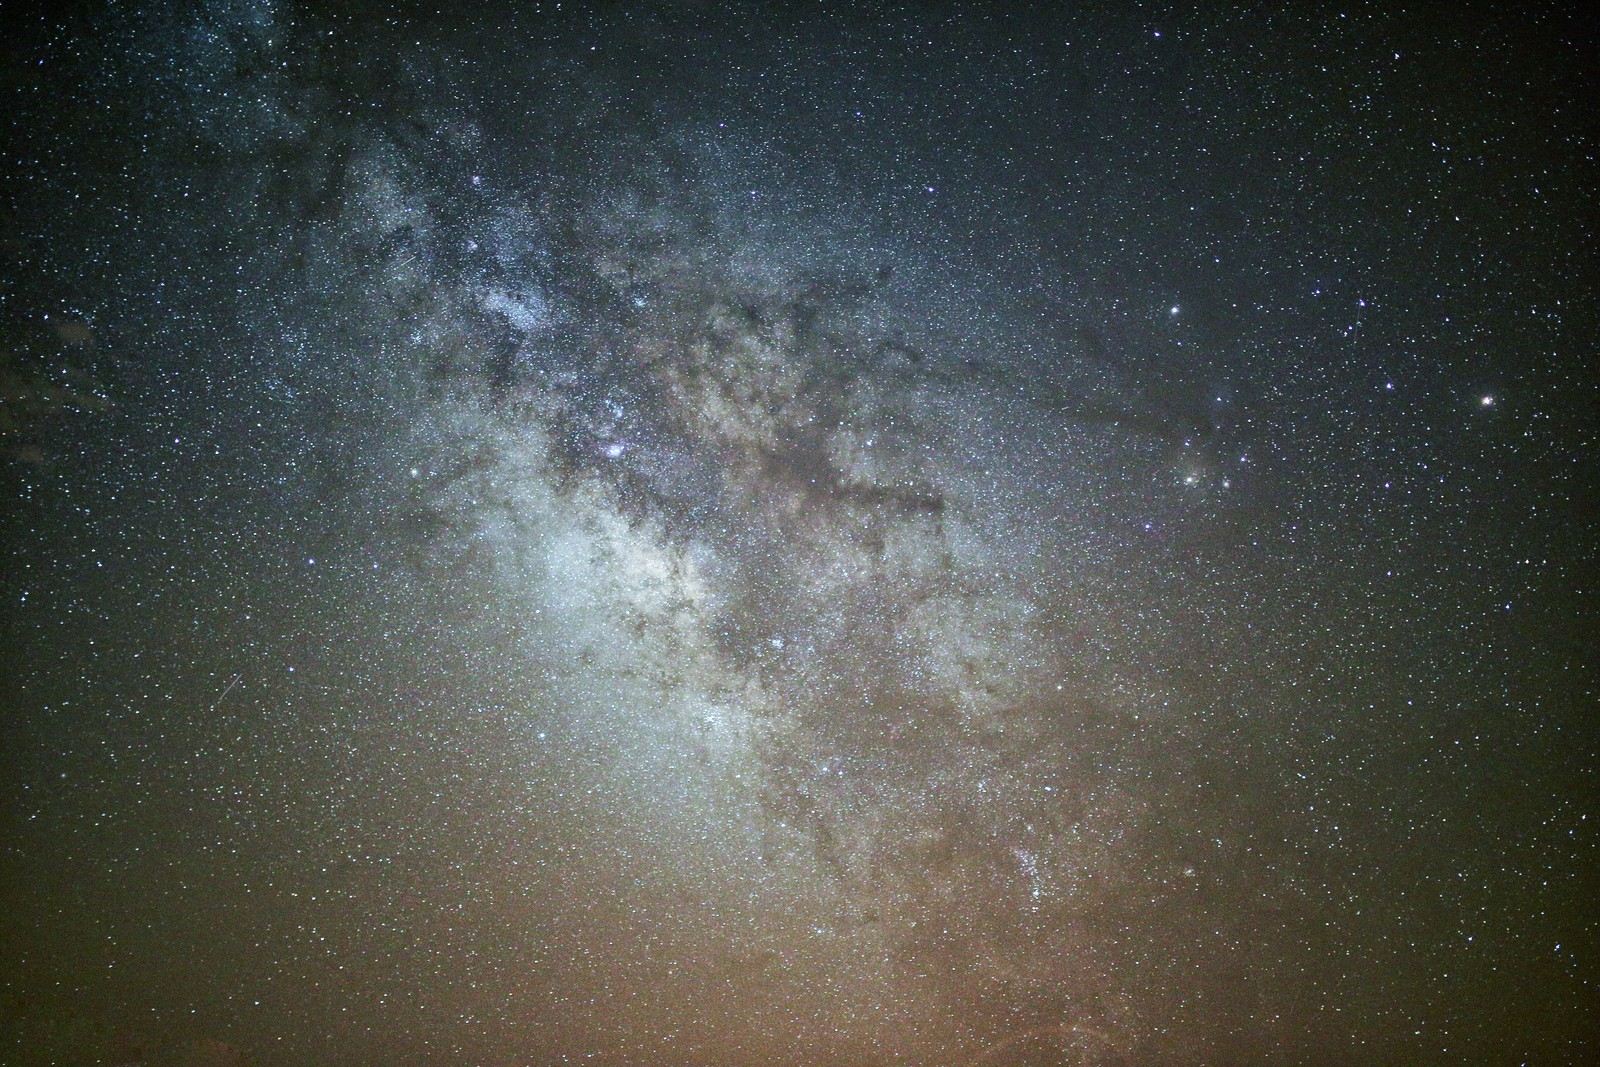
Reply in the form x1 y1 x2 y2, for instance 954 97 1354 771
2 3 1597 1065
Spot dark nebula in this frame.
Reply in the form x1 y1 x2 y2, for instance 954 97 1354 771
2 3 1595 1065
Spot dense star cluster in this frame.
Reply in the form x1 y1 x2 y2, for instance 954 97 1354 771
2 3 1595 1065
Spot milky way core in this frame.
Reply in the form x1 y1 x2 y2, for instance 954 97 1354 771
3 4 1595 1066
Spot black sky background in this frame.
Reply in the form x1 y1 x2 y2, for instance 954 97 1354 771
2 2 1597 1065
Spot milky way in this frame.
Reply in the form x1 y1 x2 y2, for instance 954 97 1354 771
3 4 1595 1066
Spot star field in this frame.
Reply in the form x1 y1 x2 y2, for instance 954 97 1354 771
2 3 1596 1066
